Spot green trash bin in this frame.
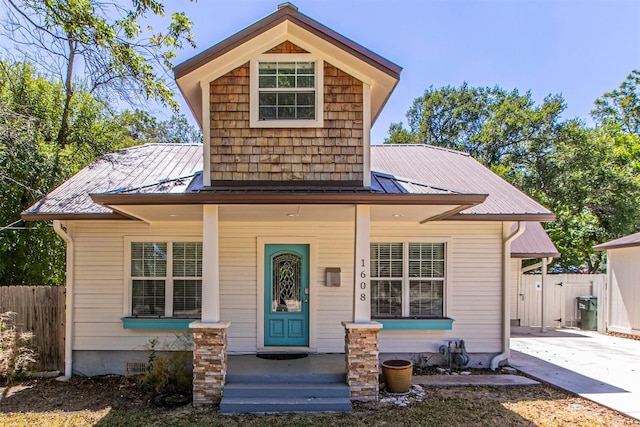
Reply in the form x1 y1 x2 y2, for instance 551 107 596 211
577 296 598 331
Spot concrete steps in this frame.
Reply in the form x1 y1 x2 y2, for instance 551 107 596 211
220 379 352 413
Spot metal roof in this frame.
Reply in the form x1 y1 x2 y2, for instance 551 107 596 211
22 144 202 219
23 143 554 221
593 231 640 251
370 145 554 220
511 222 560 259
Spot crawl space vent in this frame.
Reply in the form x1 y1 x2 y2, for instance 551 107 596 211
126 362 147 375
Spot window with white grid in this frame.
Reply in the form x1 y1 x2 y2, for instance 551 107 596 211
250 54 323 128
130 241 202 318
371 242 446 318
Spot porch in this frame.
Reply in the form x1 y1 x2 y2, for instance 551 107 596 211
226 353 346 382
221 353 351 413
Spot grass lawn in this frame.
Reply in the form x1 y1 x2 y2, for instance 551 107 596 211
0 376 637 426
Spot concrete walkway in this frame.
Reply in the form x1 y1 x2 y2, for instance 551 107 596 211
413 374 538 387
511 327 640 421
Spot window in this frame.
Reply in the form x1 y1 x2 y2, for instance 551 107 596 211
371 242 446 318
250 54 323 127
130 241 202 318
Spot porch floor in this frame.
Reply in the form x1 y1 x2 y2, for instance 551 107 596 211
226 353 347 383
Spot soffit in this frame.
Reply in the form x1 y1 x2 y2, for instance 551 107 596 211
103 204 466 224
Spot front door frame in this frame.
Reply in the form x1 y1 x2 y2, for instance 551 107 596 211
257 236 317 351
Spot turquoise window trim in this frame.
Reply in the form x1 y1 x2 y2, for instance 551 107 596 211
376 318 454 331
121 317 197 330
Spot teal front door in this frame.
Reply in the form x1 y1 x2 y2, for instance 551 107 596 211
264 244 309 346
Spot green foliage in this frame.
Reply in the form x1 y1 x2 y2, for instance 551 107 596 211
2 0 196 148
593 70 640 134
385 122 417 144
388 79 640 272
2 0 195 111
117 110 202 145
0 62 66 284
387 83 567 167
143 335 193 395
0 311 37 384
0 60 201 285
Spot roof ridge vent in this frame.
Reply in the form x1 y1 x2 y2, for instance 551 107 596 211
278 2 298 11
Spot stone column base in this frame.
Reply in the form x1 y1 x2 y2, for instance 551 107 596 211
189 321 230 406
342 321 382 402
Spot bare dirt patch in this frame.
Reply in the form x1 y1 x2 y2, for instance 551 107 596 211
0 375 153 413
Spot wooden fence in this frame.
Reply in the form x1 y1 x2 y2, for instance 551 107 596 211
0 285 65 372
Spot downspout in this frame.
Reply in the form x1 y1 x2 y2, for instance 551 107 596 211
53 220 73 378
491 221 525 370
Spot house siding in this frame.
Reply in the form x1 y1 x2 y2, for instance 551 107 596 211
69 220 355 353
607 247 640 337
371 221 504 355
208 59 364 183
71 221 203 350
69 219 504 356
264 40 309 54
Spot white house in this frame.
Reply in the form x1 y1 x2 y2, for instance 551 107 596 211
23 4 554 405
594 232 640 338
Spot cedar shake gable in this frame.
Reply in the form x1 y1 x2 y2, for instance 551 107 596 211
174 3 401 126
174 4 401 188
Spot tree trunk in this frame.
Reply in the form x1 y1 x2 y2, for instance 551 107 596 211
56 36 76 149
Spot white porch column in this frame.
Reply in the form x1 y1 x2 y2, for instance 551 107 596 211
202 205 220 322
353 204 371 323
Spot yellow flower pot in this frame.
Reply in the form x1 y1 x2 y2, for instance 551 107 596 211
381 359 413 393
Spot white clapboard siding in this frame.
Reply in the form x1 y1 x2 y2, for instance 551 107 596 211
70 219 506 354
372 221 504 354
607 247 640 336
71 221 202 350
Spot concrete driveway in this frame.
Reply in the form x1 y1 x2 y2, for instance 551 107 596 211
510 327 640 421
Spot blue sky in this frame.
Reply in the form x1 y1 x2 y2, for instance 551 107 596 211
167 0 639 143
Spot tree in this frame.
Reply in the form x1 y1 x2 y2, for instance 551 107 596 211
117 110 201 145
1 62 66 283
386 83 567 167
0 60 200 284
538 126 640 272
592 70 640 134
387 82 640 272
1 0 195 148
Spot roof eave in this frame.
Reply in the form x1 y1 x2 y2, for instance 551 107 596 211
90 192 487 207
511 251 561 259
21 212 130 221
450 213 557 222
593 241 640 251
173 6 402 80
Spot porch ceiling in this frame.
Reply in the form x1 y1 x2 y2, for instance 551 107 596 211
107 204 466 223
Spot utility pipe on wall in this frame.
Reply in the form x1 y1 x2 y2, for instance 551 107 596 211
491 221 525 370
53 220 74 378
